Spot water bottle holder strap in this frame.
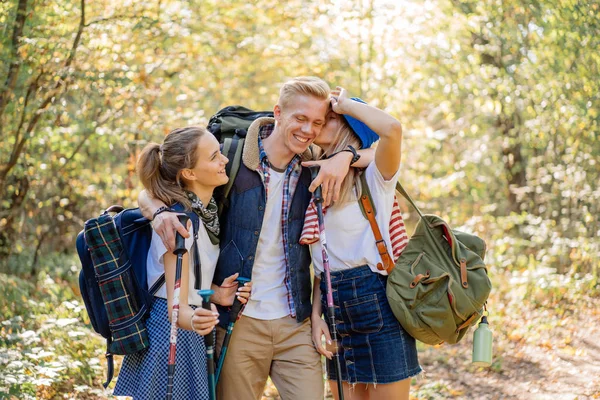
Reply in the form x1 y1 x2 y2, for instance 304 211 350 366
456 312 479 333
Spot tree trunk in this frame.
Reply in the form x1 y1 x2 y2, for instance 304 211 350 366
0 0 29 130
30 230 49 278
499 115 527 213
0 174 30 262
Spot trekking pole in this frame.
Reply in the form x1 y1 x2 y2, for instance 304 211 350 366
215 276 251 384
166 215 190 400
309 166 345 400
199 289 217 400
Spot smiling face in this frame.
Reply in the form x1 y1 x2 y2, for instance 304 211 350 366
181 133 229 189
275 94 329 155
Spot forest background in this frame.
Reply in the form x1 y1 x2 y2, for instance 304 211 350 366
0 0 599 399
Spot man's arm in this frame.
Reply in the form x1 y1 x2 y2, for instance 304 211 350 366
301 147 374 206
138 189 189 252
139 189 167 219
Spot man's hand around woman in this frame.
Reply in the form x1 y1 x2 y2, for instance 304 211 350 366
152 212 190 253
302 151 353 207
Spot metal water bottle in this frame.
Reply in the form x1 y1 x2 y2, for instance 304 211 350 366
472 315 493 367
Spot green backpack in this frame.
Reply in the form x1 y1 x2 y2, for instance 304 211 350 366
206 106 273 215
384 183 491 345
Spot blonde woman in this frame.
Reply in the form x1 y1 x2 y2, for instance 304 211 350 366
301 88 421 400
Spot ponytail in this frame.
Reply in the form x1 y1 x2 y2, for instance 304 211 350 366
137 126 207 209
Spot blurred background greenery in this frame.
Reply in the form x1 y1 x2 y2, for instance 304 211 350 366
1 0 598 398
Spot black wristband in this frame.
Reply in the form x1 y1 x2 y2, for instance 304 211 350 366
341 145 361 165
328 145 360 165
152 206 170 221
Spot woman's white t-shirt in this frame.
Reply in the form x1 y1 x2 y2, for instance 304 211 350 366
310 161 400 276
147 218 219 306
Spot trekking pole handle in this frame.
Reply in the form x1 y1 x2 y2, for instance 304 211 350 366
198 289 217 400
229 277 251 320
308 166 323 204
198 289 215 344
199 289 214 312
174 215 189 255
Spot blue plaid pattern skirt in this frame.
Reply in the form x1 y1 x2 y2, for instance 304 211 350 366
113 298 209 399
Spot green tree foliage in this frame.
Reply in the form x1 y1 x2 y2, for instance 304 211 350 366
388 0 599 280
1 0 599 397
1 0 598 283
0 0 597 279
0 0 333 273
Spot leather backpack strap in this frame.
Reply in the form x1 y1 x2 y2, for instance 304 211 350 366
358 173 395 274
395 180 424 219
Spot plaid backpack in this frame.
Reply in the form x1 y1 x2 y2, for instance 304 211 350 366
76 203 199 387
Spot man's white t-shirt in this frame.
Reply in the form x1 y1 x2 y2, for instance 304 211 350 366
147 219 219 306
310 161 401 276
242 168 291 320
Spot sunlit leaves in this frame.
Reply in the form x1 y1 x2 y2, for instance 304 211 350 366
0 0 597 281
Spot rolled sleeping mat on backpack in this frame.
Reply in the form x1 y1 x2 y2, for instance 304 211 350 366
84 213 151 354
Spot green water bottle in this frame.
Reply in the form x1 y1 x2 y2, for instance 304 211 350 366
472 315 493 367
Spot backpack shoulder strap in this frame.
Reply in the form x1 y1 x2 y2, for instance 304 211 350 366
358 172 395 274
219 137 245 215
358 171 376 219
188 211 202 290
395 181 424 219
148 274 165 295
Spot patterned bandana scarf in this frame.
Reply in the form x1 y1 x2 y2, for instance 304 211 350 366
185 191 220 245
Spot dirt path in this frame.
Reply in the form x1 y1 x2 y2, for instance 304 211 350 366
413 320 600 399
262 296 600 400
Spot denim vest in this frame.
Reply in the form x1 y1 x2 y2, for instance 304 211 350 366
213 162 313 326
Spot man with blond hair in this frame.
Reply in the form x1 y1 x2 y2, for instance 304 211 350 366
140 76 371 399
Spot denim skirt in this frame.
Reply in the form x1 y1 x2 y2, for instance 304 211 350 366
321 265 421 384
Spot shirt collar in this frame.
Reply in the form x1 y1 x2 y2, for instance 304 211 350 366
257 124 301 171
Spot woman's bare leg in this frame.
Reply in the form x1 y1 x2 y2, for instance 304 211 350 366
366 378 411 400
329 381 368 400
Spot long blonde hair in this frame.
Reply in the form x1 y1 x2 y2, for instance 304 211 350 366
323 120 363 205
137 126 208 209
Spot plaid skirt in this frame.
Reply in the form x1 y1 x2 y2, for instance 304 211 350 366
113 298 210 400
